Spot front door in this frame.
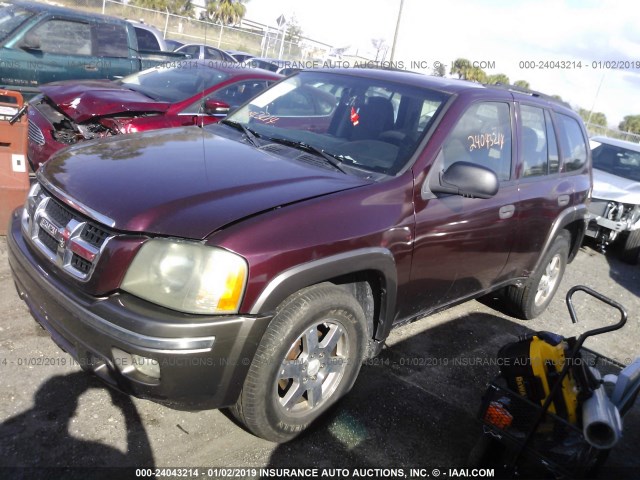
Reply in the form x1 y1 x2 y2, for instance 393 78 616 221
405 101 517 318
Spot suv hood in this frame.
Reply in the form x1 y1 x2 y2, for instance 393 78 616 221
40 80 169 123
40 127 370 239
592 168 640 204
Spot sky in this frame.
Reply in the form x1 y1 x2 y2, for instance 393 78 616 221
244 0 640 128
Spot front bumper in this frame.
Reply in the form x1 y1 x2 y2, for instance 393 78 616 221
7 209 272 410
586 199 640 237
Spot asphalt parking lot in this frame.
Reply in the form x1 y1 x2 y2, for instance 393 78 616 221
0 236 638 478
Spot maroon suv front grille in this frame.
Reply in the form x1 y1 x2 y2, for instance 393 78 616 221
22 185 114 281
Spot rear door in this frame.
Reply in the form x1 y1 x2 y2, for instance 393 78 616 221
509 104 589 274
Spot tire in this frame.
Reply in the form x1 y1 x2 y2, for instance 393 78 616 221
620 229 640 265
504 231 570 320
231 283 367 442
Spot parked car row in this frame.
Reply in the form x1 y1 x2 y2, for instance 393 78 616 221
26 62 281 170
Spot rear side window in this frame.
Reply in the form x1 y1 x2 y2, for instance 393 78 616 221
442 102 512 181
545 110 559 174
95 23 128 58
520 105 548 178
135 26 160 50
32 20 92 55
556 114 587 172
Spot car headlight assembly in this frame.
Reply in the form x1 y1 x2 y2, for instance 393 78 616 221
121 239 248 314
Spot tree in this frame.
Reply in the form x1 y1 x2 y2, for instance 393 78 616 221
514 80 530 89
205 0 249 25
131 0 193 16
465 66 487 83
486 73 510 85
371 38 388 61
619 115 640 135
285 18 303 45
431 62 446 77
450 58 471 79
578 108 608 135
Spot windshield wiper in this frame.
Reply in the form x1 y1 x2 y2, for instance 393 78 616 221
266 137 347 174
220 119 261 147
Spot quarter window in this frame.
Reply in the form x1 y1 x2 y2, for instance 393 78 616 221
135 27 160 50
556 114 587 172
442 102 512 181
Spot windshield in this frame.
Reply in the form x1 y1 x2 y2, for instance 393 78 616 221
225 71 449 176
118 63 230 103
592 142 640 182
0 4 33 42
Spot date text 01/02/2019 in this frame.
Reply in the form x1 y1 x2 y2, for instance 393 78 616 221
518 60 640 70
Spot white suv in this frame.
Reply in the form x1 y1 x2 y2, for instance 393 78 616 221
587 136 640 263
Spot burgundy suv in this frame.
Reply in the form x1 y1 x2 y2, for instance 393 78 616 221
7 69 591 442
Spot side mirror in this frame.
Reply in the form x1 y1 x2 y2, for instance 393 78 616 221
20 30 41 50
431 161 499 199
203 99 230 116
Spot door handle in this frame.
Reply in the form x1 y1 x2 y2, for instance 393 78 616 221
84 64 98 72
499 204 515 219
558 194 570 207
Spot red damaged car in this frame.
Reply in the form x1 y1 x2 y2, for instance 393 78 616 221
26 61 281 170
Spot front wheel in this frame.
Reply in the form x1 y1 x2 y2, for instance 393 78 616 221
231 283 367 442
504 231 570 319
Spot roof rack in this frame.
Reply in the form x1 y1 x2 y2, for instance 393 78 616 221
487 83 571 108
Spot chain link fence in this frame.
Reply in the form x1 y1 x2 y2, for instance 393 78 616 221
59 0 332 60
584 122 640 143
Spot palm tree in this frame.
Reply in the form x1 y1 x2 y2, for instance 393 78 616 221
450 58 471 79
486 73 510 85
206 0 249 25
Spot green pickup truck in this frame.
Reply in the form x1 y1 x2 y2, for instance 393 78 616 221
0 0 187 98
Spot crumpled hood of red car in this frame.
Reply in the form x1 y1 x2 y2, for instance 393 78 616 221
39 126 371 239
40 80 169 123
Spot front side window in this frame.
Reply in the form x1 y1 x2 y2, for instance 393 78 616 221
441 102 512 181
225 71 450 176
556 114 587 172
31 20 92 55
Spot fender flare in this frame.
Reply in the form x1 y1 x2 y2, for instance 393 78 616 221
532 204 589 274
248 247 398 337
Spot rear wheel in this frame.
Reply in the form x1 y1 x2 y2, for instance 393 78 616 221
504 231 570 319
620 229 640 265
231 283 367 442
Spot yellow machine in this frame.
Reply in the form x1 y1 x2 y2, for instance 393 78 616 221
499 332 579 424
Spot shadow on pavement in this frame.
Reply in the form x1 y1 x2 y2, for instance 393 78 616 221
0 371 153 478
263 312 640 478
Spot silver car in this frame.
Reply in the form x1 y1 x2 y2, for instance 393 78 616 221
586 136 640 263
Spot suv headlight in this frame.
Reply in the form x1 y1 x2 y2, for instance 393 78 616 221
121 239 247 314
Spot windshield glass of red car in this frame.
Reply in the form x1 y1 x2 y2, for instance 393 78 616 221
119 63 230 103
226 71 449 176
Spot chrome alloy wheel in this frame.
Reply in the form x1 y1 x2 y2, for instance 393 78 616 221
535 253 562 307
276 321 349 415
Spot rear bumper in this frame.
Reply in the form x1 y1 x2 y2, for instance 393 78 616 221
7 209 271 410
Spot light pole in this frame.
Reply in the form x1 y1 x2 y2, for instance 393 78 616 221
389 0 405 63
